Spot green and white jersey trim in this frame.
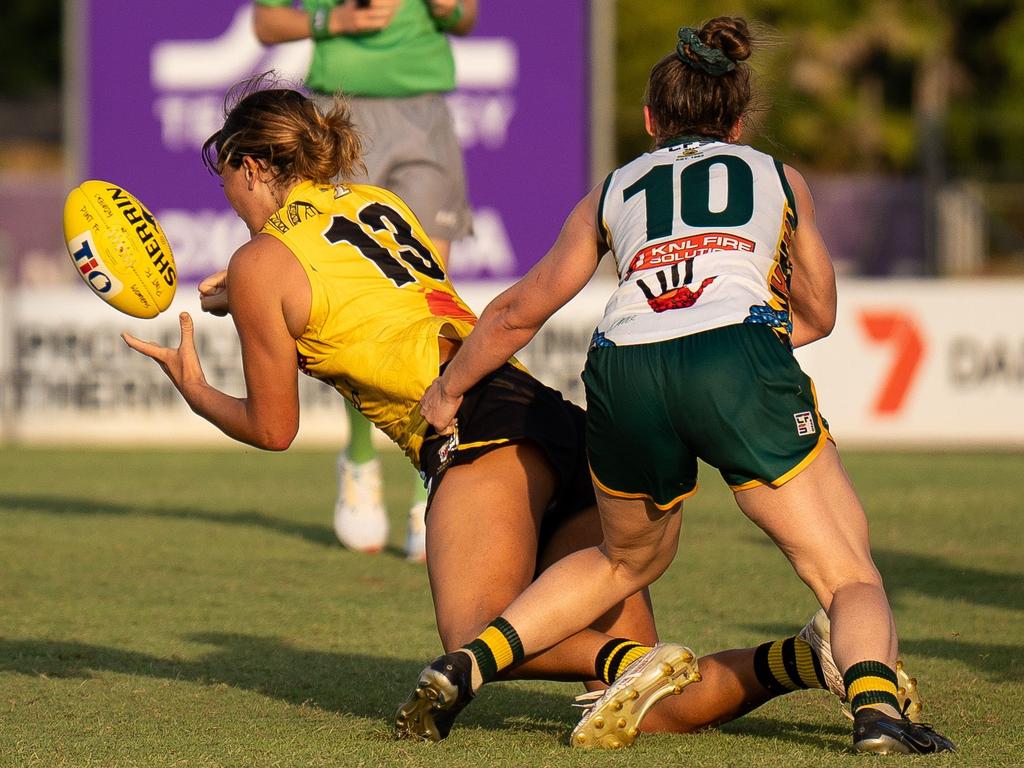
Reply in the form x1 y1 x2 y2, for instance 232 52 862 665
595 140 797 347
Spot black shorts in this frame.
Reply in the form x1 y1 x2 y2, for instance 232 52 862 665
419 363 595 546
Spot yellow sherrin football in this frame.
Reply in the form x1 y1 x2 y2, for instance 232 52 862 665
63 180 176 318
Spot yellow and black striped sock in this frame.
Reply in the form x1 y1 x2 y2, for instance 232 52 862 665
753 636 826 695
594 638 654 685
462 617 525 687
844 660 900 714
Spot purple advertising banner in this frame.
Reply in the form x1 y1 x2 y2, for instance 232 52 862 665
81 1 590 282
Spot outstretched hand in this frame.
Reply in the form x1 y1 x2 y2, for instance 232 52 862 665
420 377 462 435
122 312 208 399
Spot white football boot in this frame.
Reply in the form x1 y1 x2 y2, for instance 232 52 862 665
798 608 923 722
404 501 427 563
570 643 701 749
332 455 389 553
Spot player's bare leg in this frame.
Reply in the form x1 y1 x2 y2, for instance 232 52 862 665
423 443 626 680
734 442 953 752
399 443 702 742
396 443 626 740
733 443 895 680
399 488 689 744
398 446 763 741
535 501 772 733
489 489 684 657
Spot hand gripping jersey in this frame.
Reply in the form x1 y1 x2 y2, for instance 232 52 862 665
260 181 478 467
594 139 798 347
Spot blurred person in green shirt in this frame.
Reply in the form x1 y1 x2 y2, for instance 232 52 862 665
253 0 477 561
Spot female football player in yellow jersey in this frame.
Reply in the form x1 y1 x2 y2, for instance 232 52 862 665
415 18 954 754
123 76 909 748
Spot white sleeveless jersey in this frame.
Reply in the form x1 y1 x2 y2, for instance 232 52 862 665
594 139 797 347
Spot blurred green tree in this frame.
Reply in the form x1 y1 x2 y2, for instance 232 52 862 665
616 0 1024 180
0 0 61 97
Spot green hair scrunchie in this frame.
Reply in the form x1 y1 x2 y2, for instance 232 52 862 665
676 27 736 76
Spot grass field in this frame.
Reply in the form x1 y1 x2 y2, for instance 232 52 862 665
1 446 1021 767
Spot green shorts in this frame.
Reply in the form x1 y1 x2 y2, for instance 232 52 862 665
582 323 831 509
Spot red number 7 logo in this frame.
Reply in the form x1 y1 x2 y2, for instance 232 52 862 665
858 311 926 416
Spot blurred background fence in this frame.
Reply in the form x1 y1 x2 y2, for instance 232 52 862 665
0 0 1021 448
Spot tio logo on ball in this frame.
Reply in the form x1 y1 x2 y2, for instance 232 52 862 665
70 234 114 294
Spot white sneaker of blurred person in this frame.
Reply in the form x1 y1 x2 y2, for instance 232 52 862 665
405 501 427 563
333 455 389 553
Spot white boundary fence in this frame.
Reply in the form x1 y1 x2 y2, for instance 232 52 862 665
1 279 1022 448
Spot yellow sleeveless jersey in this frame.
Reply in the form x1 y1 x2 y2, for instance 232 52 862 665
260 181 479 467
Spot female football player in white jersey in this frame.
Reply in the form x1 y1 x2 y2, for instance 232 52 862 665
415 17 954 755
122 75 903 749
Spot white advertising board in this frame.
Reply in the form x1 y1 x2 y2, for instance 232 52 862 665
794 280 1024 446
517 278 1024 447
2 280 1022 447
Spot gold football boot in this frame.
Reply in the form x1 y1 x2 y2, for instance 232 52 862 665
569 643 701 749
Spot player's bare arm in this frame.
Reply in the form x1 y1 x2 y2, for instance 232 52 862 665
419 183 603 433
222 236 307 449
124 237 306 450
784 165 837 348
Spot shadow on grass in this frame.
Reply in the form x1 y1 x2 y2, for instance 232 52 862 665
0 493 430 561
0 493 337 548
6 492 1023 611
0 633 579 738
872 548 1024 614
0 633 859 748
735 531 1022 614
900 636 1024 683
717 715 848 751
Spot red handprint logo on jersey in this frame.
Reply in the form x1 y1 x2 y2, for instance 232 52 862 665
637 266 717 313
